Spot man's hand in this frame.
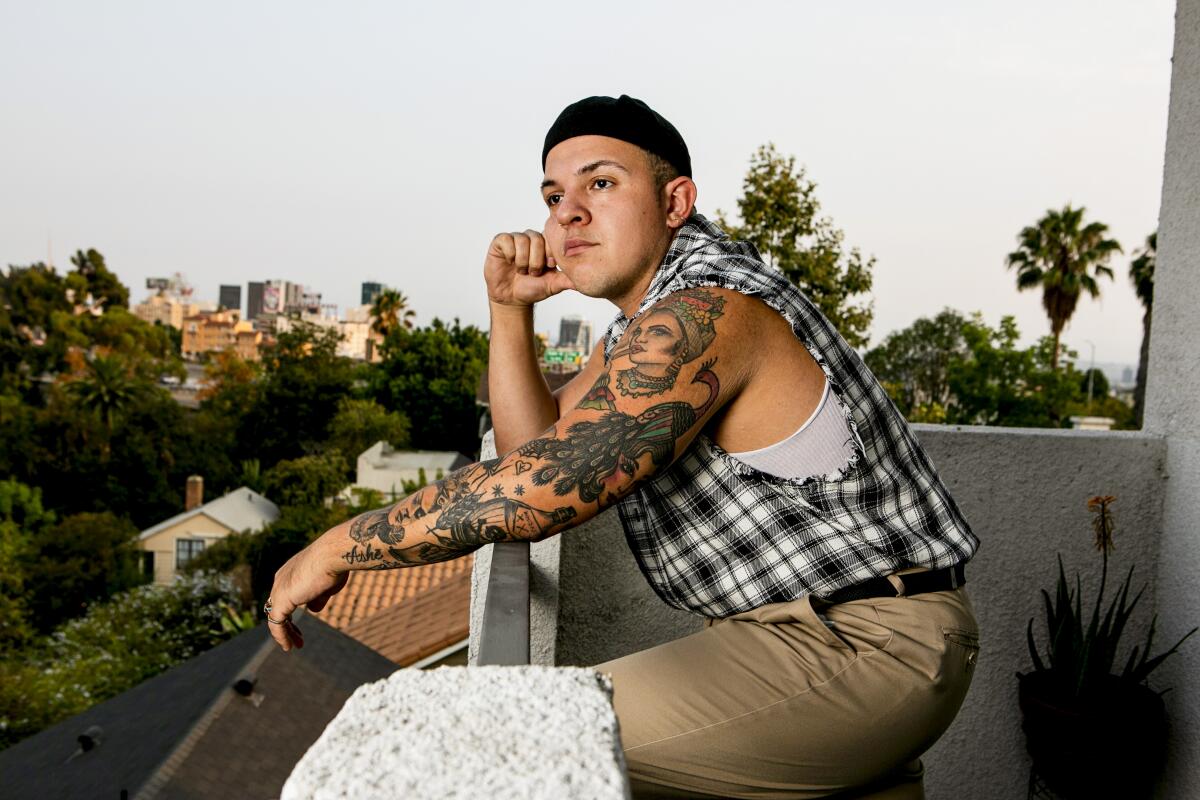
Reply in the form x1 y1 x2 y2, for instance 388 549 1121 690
484 229 575 307
265 535 350 652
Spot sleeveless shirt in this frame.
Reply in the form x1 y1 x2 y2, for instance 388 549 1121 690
601 213 979 617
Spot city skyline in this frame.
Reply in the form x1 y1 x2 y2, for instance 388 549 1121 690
1 1 1174 366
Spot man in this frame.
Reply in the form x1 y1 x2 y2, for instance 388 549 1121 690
267 95 980 798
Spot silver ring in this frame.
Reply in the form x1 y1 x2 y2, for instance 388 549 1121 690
266 615 290 625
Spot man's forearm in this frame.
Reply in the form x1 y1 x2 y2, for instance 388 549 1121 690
315 451 578 573
488 302 558 453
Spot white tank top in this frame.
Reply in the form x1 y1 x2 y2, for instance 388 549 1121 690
727 377 855 481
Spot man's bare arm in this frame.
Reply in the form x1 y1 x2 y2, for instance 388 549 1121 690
266 287 755 650
483 229 576 453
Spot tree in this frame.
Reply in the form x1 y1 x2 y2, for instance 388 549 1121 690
68 354 144 435
370 288 417 338
865 310 1089 428
0 262 75 389
1129 232 1155 428
235 323 356 465
0 572 242 749
1006 205 1121 370
69 248 128 310
263 453 349 508
24 511 146 631
948 318 1081 427
370 318 489 455
716 143 875 348
326 397 412 465
864 309 971 421
0 480 56 648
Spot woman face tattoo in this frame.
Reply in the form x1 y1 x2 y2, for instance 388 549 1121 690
628 309 684 376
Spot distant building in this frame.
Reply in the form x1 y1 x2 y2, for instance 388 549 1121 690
557 314 594 356
182 309 262 360
133 293 201 330
218 284 241 313
137 479 279 584
362 281 384 306
247 281 265 319
273 308 338 339
355 441 471 499
338 304 383 362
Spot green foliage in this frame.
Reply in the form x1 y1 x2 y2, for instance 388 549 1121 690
264 453 349 508
371 317 489 455
0 262 74 389
1006 205 1121 370
863 309 968 417
69 248 129 310
716 143 874 348
866 309 1093 427
25 380 202 526
370 288 416 338
0 572 242 749
1077 367 1110 400
0 480 57 648
234 323 356 465
1026 496 1196 700
68 354 147 434
24 511 148 632
0 251 487 657
326 397 412 465
1129 232 1156 429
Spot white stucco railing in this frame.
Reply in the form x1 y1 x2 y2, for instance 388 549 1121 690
282 666 630 800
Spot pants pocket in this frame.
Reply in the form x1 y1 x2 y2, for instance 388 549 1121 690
940 626 980 671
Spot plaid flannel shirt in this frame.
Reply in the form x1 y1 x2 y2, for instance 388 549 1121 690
603 213 979 617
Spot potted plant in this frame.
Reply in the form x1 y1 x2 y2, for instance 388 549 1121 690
1019 495 1196 799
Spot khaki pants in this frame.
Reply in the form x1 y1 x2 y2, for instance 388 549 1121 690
596 587 979 799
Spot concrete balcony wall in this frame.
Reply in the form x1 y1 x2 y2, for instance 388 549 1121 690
471 426 1167 799
1145 0 1200 795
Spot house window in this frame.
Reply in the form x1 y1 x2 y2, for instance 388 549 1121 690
142 551 155 579
176 539 206 569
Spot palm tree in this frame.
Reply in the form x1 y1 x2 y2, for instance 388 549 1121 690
370 289 416 339
69 354 141 436
1129 232 1156 428
1006 205 1122 370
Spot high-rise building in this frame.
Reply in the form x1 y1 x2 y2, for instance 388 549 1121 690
247 282 265 319
219 284 241 313
362 282 383 306
557 315 594 356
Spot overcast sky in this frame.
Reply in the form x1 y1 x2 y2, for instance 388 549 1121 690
0 1 1176 368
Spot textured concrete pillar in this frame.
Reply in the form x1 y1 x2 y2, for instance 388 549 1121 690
281 666 629 799
1145 0 1200 794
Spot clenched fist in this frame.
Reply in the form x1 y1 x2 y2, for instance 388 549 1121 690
484 229 576 308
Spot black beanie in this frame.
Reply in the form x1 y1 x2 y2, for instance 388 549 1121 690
541 95 692 178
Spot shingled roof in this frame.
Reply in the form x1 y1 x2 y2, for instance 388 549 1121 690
343 569 471 666
0 618 395 800
312 555 473 629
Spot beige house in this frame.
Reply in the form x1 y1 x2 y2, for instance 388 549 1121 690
138 481 279 584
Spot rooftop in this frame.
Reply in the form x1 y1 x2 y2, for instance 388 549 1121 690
139 487 280 540
312 555 473 630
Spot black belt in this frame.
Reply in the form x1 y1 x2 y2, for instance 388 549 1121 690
819 563 966 606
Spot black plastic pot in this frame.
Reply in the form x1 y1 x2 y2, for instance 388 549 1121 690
1017 671 1166 799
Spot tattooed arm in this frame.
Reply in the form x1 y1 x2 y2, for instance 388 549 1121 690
266 287 756 651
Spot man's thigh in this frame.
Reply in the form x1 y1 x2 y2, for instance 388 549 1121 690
596 589 977 799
